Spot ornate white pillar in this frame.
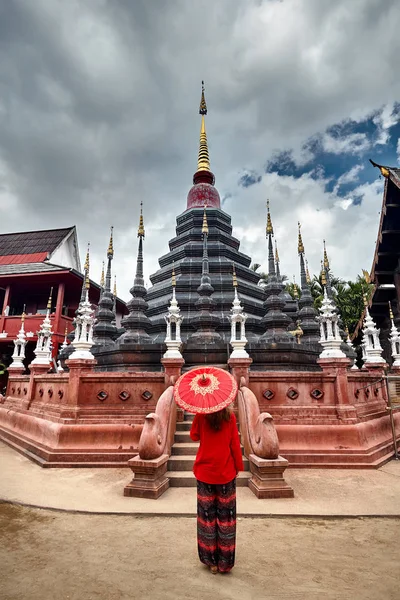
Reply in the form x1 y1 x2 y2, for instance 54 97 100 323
163 268 183 359
317 288 345 359
229 267 249 359
389 302 400 368
69 284 95 361
31 290 54 366
9 311 27 371
361 297 385 364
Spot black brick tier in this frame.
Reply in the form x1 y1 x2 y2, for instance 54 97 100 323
146 207 265 342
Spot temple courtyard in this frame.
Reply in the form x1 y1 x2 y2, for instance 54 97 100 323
1 441 400 600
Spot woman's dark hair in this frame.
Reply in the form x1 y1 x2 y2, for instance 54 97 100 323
205 406 232 431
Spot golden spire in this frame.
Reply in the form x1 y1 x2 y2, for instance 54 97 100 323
266 200 274 236
107 226 114 259
389 301 394 320
47 287 53 310
232 264 238 288
84 242 90 273
297 222 304 254
305 259 311 284
363 293 368 308
64 326 68 337
113 275 117 297
202 206 209 235
21 304 26 323
323 239 329 269
85 271 90 290
320 260 327 286
138 202 145 238
197 81 210 172
171 264 176 287
274 239 279 264
100 261 105 288
292 275 299 299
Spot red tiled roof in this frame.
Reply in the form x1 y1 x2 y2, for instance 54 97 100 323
0 253 48 265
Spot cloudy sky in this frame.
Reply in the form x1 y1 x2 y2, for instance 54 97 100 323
1 0 400 298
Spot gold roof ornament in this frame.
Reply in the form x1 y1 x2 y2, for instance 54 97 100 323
100 261 105 288
85 271 90 290
380 166 390 178
202 206 209 235
362 269 371 284
113 275 117 297
232 264 238 288
197 81 210 172
266 200 274 236
320 260 327 286
138 202 145 238
84 242 90 273
47 287 53 310
389 301 394 320
363 293 368 308
21 304 26 323
323 239 329 269
292 275 299 299
305 259 311 284
297 221 304 254
107 226 114 259
275 239 280 264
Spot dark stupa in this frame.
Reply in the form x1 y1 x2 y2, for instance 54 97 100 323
146 82 265 345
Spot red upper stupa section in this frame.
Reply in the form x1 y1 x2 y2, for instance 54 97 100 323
186 170 221 210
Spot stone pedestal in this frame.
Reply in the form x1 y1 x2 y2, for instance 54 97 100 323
7 366 26 376
161 357 185 386
364 362 388 374
124 454 169 499
228 357 253 387
248 454 294 499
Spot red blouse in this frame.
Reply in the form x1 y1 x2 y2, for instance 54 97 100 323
190 412 244 485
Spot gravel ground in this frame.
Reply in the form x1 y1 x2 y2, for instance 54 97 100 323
1 503 399 600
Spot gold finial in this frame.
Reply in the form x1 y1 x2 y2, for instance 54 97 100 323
274 239 279 264
306 259 311 284
84 242 90 273
380 166 390 178
197 81 210 172
323 239 329 269
21 304 26 323
107 226 114 259
266 200 274 236
100 261 105 288
362 269 371 284
298 222 304 254
363 293 368 308
345 324 350 337
64 326 68 337
47 287 53 310
293 275 299 299
85 271 90 290
389 301 394 320
202 206 209 235
138 202 145 238
171 264 176 288
320 260 327 286
232 264 238 288
113 275 117 297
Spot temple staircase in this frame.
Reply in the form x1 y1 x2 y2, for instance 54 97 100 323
167 412 251 487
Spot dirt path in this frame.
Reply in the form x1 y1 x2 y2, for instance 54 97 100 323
0 503 399 600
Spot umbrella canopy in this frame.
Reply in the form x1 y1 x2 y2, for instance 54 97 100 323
174 366 238 414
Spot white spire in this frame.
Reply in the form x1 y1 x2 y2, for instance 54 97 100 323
163 268 183 359
9 312 27 370
317 287 345 359
361 302 385 365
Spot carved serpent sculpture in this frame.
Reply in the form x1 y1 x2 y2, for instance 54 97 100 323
237 376 279 460
138 385 176 460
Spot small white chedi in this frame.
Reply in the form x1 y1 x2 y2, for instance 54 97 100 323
9 310 27 370
69 275 95 361
389 302 400 368
163 268 183 359
31 290 54 366
361 295 385 364
317 287 345 359
229 267 249 359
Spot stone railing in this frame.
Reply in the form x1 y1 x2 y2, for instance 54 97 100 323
236 376 293 498
137 385 177 460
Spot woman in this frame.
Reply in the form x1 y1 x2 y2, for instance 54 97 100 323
190 406 244 574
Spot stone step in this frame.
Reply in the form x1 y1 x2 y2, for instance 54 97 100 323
174 431 193 443
171 442 199 456
168 454 249 471
175 421 192 431
168 471 251 488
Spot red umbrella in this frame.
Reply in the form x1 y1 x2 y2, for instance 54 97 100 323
174 366 238 414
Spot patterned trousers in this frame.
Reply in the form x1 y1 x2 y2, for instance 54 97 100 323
196 478 237 573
